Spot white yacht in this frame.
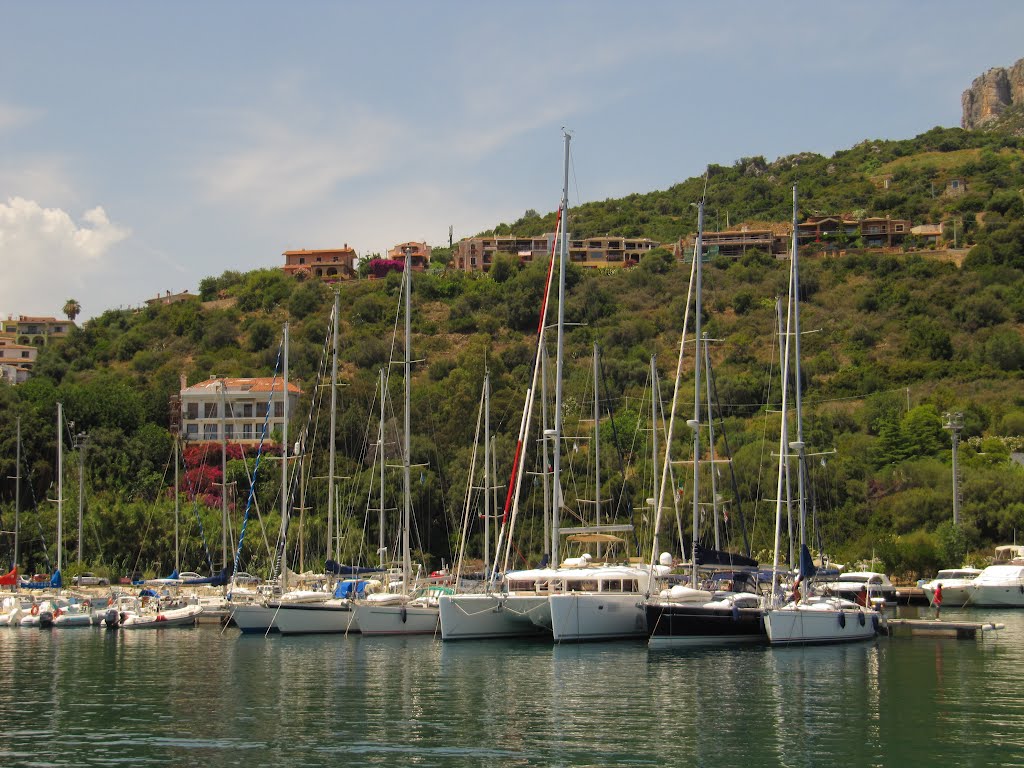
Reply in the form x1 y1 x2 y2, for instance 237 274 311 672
547 559 669 642
965 565 1024 607
920 568 982 607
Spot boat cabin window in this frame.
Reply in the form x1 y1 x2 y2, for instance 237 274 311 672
566 579 598 592
508 579 536 592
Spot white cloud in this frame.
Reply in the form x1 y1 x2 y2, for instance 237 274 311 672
194 106 405 213
0 197 130 316
0 101 40 133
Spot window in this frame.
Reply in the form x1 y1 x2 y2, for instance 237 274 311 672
243 403 253 417
243 423 253 439
225 424 234 439
274 402 284 418
203 424 217 440
186 403 199 419
186 424 198 437
204 402 217 418
256 403 268 418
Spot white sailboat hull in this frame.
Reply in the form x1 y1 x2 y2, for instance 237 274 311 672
231 603 281 634
764 602 878 645
275 601 360 635
355 602 438 635
548 593 646 642
439 594 551 640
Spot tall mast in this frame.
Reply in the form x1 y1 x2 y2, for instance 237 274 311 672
57 402 63 575
703 332 720 551
174 434 180 573
221 379 228 574
281 322 290 591
593 342 602 559
551 129 570 561
14 416 20 574
327 288 340 564
650 355 659 561
689 202 705 587
483 369 491 576
402 249 413 593
378 367 386 569
540 346 552 564
790 185 808 550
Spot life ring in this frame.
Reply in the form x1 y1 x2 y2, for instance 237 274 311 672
107 597 114 607
30 604 40 616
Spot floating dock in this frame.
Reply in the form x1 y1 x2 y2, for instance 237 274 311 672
883 618 1004 639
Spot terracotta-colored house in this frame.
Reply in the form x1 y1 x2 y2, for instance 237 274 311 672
282 246 357 281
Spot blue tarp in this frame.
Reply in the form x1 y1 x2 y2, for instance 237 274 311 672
333 580 369 599
182 565 233 586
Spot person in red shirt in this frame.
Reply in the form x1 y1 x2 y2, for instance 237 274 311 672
934 582 943 620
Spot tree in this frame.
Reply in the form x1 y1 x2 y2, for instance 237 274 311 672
63 299 81 322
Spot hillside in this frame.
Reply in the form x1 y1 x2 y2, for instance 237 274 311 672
3 123 1024 583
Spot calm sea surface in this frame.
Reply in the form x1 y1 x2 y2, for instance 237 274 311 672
2 606 1023 767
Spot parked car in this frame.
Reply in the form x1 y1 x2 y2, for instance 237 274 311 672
232 572 261 586
177 572 203 581
73 572 110 586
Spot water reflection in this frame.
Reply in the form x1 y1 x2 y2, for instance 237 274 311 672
2 609 1024 767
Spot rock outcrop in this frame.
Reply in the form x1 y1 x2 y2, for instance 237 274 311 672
962 57 1024 129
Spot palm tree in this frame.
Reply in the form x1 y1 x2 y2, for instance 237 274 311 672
63 299 81 322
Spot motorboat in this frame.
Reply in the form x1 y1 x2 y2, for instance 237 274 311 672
920 568 982 607
103 595 202 629
53 597 95 628
816 571 898 606
965 565 1024 607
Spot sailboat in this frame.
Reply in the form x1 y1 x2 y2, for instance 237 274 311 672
644 200 765 647
272 294 373 636
763 186 880 646
230 322 333 634
21 404 66 627
440 134 573 641
352 247 447 636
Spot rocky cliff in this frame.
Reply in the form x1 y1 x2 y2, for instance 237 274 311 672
962 58 1024 129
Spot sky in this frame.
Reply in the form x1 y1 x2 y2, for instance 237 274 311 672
1 1 1023 321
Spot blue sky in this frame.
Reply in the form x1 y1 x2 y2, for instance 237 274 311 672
1 2 1022 320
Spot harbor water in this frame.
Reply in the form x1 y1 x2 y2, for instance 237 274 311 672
2 606 1023 767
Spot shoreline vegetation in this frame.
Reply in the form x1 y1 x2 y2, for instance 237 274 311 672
4 124 1024 583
